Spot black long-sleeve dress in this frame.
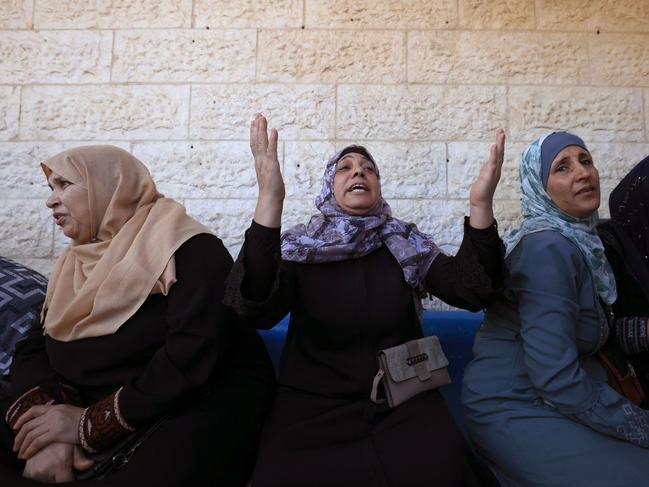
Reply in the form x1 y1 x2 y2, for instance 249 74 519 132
598 220 649 407
1 234 276 486
225 219 504 487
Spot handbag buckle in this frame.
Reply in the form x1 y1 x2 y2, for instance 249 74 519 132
406 353 429 366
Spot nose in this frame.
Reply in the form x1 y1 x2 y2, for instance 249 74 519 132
352 165 365 178
574 162 590 181
46 192 59 208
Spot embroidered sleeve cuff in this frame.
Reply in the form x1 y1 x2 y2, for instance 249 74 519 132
4 386 54 429
79 387 135 453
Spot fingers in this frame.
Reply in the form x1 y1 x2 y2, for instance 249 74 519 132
13 405 49 432
14 415 46 451
488 143 498 167
55 469 75 483
249 114 256 150
258 113 268 137
22 443 75 483
495 128 506 164
268 128 278 157
250 113 270 158
487 129 505 165
73 446 94 471
20 427 53 460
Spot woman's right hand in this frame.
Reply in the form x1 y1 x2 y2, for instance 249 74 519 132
251 113 284 228
22 443 93 483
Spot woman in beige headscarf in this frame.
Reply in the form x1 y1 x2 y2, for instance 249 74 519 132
0 146 275 485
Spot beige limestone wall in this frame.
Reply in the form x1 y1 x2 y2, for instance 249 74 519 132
1 0 648 309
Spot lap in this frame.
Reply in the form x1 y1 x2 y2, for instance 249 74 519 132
472 409 649 487
1 387 269 487
253 390 490 487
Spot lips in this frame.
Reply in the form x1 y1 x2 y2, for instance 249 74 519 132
347 183 369 193
52 212 66 224
575 185 596 196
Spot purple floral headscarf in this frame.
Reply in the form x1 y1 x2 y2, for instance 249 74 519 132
281 146 442 307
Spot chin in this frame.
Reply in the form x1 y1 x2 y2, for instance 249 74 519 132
343 208 372 216
573 205 600 219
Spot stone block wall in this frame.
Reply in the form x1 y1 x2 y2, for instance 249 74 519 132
1 1 648 310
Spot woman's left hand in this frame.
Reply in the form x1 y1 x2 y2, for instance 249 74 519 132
469 129 506 229
12 404 83 460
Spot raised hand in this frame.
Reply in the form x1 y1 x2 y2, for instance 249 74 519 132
13 404 83 460
251 113 285 228
469 129 506 229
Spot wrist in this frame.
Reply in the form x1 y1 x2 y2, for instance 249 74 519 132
468 205 494 230
469 198 493 210
254 196 283 229
258 192 285 205
79 388 134 454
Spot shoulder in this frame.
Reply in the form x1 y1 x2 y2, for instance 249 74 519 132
514 230 584 264
508 230 588 287
174 233 233 280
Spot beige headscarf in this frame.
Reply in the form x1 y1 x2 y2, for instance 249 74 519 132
41 145 211 342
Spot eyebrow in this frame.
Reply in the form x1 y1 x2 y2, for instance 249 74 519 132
553 150 591 168
47 174 71 187
337 154 371 164
554 157 570 165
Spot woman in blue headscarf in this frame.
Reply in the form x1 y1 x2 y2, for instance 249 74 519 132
462 132 649 487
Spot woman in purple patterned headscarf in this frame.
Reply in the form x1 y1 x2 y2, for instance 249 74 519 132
281 144 443 321
225 113 507 487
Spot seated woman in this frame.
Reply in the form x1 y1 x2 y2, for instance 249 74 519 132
224 114 506 486
0 146 275 485
462 132 649 487
598 155 649 405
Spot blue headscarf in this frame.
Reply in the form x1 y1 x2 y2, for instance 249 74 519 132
503 133 617 305
540 132 588 189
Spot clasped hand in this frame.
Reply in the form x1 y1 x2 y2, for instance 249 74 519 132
12 404 93 482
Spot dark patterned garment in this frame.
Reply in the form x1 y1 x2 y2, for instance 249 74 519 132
0 257 46 377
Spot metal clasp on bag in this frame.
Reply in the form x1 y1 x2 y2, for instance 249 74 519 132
406 352 428 366
406 340 432 381
111 443 139 467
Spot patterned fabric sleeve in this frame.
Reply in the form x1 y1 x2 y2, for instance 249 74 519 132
4 382 82 430
79 387 135 453
0 257 46 377
615 316 649 355
4 386 54 429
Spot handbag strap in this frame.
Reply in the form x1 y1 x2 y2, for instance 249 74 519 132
370 369 386 404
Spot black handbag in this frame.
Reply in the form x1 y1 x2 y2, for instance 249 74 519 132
75 414 168 480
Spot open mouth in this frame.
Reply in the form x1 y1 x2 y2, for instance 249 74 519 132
53 213 65 224
347 183 369 193
575 186 596 196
